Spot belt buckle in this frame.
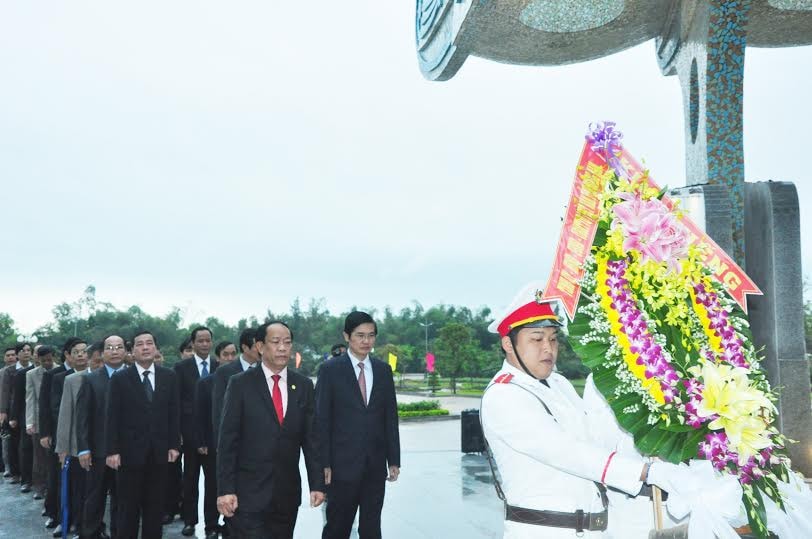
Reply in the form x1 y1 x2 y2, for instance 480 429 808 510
589 511 607 531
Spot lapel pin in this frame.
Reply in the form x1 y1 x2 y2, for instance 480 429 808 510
291 384 296 390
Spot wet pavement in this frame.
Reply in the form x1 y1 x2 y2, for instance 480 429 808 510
0 419 503 538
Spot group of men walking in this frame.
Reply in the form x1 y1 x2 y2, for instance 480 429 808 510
0 310 401 539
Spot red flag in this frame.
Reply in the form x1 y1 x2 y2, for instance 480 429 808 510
425 352 435 373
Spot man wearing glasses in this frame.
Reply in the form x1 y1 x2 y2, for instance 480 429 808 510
316 311 401 539
75 334 126 539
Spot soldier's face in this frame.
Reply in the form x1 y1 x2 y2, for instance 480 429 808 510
504 327 558 380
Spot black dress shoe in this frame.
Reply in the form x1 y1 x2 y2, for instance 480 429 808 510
2 471 11 478
52 525 63 537
162 514 174 525
205 531 219 539
42 508 49 516
45 518 58 528
181 524 196 536
21 483 32 493
9 476 21 484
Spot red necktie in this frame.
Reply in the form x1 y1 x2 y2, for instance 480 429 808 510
271 374 284 425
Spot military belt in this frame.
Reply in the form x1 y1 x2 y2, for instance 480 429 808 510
505 505 608 532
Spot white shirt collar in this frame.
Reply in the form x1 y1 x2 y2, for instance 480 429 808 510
194 354 211 366
135 362 155 377
260 363 287 381
347 349 369 365
239 355 253 371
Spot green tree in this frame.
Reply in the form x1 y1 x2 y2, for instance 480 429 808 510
0 312 17 349
434 323 478 394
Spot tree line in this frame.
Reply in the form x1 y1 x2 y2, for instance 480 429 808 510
0 288 593 385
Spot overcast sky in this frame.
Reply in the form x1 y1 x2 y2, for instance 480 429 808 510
1 2 810 334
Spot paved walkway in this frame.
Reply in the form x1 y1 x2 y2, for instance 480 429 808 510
0 420 503 538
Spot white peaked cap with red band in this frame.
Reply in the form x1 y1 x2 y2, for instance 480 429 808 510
487 281 564 337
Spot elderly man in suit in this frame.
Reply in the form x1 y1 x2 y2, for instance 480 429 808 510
75 334 126 539
39 341 72 530
55 338 90 536
10 342 35 493
217 321 324 538
316 311 401 539
27 345 55 499
175 326 219 537
0 346 20 481
106 329 180 539
211 328 259 449
0 346 18 477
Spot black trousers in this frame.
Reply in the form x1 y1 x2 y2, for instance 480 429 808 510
65 458 86 530
44 449 60 518
7 425 20 476
181 447 218 529
81 459 118 539
322 462 386 539
116 453 167 539
232 505 298 539
165 458 183 517
19 427 33 485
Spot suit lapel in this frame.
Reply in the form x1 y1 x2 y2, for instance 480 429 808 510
341 355 366 408
128 366 149 405
368 359 381 406
251 365 281 427
283 372 301 430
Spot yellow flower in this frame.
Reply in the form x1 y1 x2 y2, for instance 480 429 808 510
692 360 776 462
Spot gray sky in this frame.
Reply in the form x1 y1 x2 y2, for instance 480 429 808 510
1 2 811 334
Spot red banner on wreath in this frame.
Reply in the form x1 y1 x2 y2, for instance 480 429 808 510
543 142 761 320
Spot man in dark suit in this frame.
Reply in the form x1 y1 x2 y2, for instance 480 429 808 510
163 337 194 525
211 328 259 449
174 326 219 537
39 341 71 529
10 342 35 492
0 346 18 478
195 341 237 458
76 334 126 539
52 338 89 537
316 311 401 539
217 321 324 538
105 329 180 539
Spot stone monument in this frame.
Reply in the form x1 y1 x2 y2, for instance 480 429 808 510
417 0 812 474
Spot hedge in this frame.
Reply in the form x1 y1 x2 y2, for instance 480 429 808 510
397 400 441 412
398 409 450 418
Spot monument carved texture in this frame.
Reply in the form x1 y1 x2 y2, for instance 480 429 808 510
417 0 812 474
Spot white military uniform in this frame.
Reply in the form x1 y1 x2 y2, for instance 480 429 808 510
481 360 645 538
582 375 682 537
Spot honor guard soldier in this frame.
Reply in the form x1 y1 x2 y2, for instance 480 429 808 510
480 282 693 538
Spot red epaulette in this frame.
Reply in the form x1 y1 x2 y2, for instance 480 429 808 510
494 373 514 384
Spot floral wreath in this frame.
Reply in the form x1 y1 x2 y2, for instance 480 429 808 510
567 122 792 537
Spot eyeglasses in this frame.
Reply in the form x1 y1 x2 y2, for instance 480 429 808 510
105 345 126 351
352 333 377 341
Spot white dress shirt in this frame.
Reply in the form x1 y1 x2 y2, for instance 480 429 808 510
260 363 288 416
348 349 373 401
239 355 253 372
194 354 212 377
135 362 156 391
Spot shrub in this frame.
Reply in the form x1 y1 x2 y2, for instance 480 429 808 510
398 409 450 418
397 400 441 412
